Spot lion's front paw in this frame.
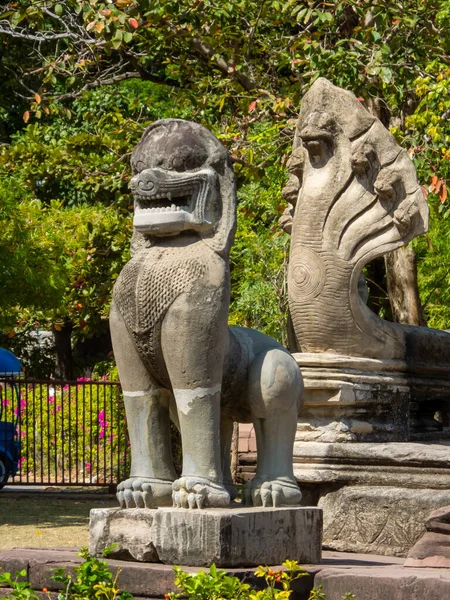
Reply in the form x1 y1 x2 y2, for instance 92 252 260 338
117 477 173 509
172 476 230 509
243 477 302 507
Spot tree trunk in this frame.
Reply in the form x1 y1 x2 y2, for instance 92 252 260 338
53 319 74 380
384 247 427 326
367 96 427 326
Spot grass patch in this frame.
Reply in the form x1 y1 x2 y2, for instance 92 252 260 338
0 495 117 549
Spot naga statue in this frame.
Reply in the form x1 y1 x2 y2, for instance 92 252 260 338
280 78 450 444
110 119 303 510
282 77 450 371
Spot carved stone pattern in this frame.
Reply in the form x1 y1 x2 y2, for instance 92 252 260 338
320 486 450 557
289 244 325 300
289 252 355 355
114 254 206 385
114 257 142 331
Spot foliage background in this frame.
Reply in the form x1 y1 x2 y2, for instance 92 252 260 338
1 0 450 374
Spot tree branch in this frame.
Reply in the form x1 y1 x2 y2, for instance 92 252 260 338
51 71 142 101
0 20 97 44
191 37 257 92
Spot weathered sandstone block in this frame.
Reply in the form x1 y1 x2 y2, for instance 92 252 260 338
89 506 322 567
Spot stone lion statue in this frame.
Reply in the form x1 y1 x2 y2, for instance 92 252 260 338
110 119 303 509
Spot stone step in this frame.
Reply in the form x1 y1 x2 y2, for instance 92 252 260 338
4 547 450 600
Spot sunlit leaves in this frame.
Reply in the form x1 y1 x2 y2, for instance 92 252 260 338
0 80 185 340
2 0 450 339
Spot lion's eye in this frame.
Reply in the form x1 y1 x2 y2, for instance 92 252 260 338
172 156 185 170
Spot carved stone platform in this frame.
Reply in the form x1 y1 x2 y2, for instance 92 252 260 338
292 441 450 557
288 351 450 556
90 505 323 567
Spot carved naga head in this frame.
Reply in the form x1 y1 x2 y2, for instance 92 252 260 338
282 78 429 268
130 119 236 255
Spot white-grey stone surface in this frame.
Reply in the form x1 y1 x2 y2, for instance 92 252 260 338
110 119 303 511
89 507 158 562
89 506 323 566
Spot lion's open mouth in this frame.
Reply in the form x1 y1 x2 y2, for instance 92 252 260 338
134 193 192 213
131 166 218 234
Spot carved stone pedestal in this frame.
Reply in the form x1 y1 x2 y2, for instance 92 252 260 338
295 353 411 443
90 506 323 567
295 353 450 443
287 353 450 557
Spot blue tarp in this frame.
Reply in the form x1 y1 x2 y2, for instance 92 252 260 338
0 348 22 375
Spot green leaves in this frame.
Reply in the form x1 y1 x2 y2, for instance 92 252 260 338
0 559 354 600
168 561 328 600
1 0 450 349
51 548 133 600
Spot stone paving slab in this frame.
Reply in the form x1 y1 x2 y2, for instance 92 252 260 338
315 566 450 600
2 547 450 600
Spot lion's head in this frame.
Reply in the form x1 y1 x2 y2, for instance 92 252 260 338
130 119 236 256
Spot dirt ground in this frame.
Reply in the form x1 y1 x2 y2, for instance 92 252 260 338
0 493 117 550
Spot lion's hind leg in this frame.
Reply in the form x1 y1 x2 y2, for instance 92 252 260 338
110 301 177 509
242 347 304 507
220 415 238 501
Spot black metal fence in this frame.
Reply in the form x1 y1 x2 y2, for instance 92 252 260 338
0 377 130 489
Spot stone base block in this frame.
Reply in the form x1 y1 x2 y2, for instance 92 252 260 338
89 506 323 567
294 353 411 442
294 353 450 442
293 441 450 488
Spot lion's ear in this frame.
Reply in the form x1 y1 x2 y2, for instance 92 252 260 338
207 148 230 176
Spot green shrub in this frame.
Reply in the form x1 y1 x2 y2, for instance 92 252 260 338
167 561 355 600
52 548 133 600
